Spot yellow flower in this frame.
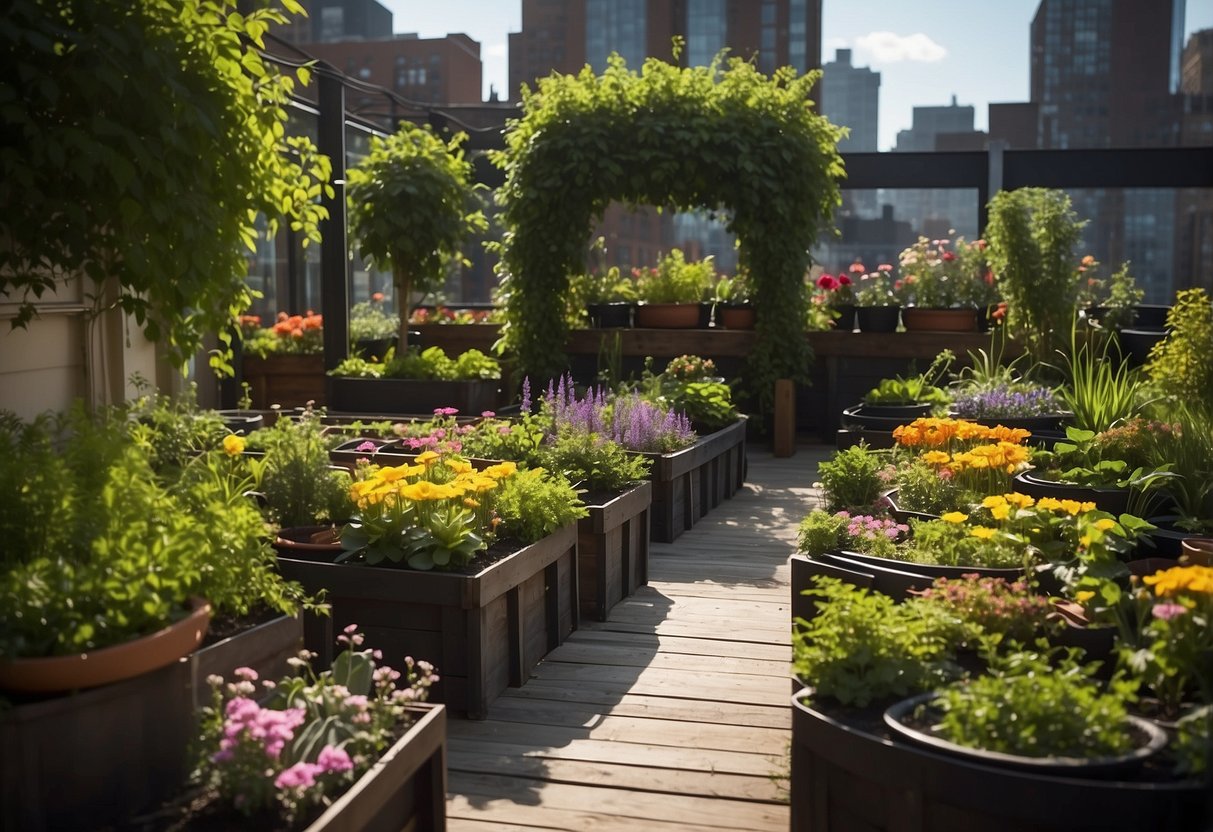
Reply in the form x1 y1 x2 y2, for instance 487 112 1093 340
1143 565 1213 598
989 504 1011 521
1003 492 1035 508
222 434 246 456
447 459 474 475
1036 497 1063 512
1075 590 1095 603
400 480 442 501
415 450 440 467
982 495 1008 509
922 450 951 466
1094 518 1116 531
463 497 480 509
483 461 518 480
969 526 996 540
941 511 969 524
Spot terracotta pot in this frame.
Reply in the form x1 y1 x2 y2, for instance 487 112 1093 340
901 307 978 332
634 302 702 329
273 525 344 562
717 303 755 330
0 598 211 693
1180 537 1213 565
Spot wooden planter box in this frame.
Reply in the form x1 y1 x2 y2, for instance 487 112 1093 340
790 689 1209 832
188 613 303 709
242 354 326 409
306 703 446 832
578 481 651 621
327 377 499 417
642 418 747 543
278 524 579 719
0 615 303 832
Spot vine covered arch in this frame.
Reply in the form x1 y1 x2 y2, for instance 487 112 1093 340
492 52 845 408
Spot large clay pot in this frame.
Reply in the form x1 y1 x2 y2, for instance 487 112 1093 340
1180 537 1213 565
901 307 978 332
717 303 755 330
0 599 211 693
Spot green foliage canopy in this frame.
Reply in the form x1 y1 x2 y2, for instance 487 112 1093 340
491 53 845 408
0 0 333 372
345 123 487 343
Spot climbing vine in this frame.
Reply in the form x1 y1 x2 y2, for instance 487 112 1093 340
491 52 844 410
0 0 332 372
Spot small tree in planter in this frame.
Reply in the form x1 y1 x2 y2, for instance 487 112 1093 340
345 123 487 350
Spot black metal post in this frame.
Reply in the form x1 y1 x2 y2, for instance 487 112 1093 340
317 67 348 373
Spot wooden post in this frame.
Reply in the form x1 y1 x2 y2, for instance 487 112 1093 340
773 378 796 458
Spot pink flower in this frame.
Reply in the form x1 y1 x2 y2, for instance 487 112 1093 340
433 407 459 416
877 263 893 272
941 251 956 262
1152 603 1187 621
356 440 377 452
849 262 866 273
481 411 496 418
233 666 258 682
317 745 354 774
275 761 323 790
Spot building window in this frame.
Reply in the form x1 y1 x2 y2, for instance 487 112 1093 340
586 0 647 73
788 0 807 73
687 0 727 67
759 0 777 74
319 6 343 42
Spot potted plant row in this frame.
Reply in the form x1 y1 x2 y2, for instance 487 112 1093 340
326 345 502 416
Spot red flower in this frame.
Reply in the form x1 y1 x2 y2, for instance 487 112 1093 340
838 275 852 286
816 274 839 291
992 302 1007 321
941 251 956 262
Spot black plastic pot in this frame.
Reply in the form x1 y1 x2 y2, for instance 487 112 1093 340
855 305 900 333
1141 515 1211 558
1116 328 1167 367
833 304 856 331
586 302 634 328
353 336 396 359
1012 471 1131 515
882 488 942 525
841 402 933 431
217 409 264 435
945 411 1074 435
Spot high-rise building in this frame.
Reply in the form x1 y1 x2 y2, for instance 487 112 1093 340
509 0 822 100
275 0 394 44
820 49 879 153
1182 28 1213 94
1026 0 1190 299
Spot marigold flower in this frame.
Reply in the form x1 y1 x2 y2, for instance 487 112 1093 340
941 511 969 524
1003 492 1035 508
415 450 440 466
1143 565 1213 598
222 434 246 456
969 526 996 540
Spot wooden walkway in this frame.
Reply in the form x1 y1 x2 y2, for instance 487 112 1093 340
446 448 830 831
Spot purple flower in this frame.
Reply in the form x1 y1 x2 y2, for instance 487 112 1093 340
951 385 1062 418
1152 602 1187 621
521 377 532 414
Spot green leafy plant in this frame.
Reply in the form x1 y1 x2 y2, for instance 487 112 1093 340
493 468 588 544
349 298 400 344
345 122 487 349
713 270 753 304
636 249 715 304
1057 325 1142 432
890 458 964 515
241 311 325 359
569 265 639 307
0 0 332 372
928 646 1138 759
492 49 843 412
1079 258 1144 331
668 381 738 431
852 267 898 307
537 432 651 494
1144 288 1213 413
253 407 354 528
863 351 954 406
985 188 1086 364
126 381 227 475
916 575 1054 643
792 577 964 707
895 233 994 308
817 443 886 512
330 346 501 381
896 516 1031 569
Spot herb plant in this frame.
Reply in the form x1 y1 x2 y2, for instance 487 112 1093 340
929 647 1138 759
254 408 354 528
817 443 886 513
795 509 904 559
493 468 588 544
537 432 651 494
636 249 715 304
1145 288 1213 413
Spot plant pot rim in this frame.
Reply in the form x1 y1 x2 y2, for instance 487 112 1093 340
883 692 1167 775
1016 470 1128 493
0 597 212 693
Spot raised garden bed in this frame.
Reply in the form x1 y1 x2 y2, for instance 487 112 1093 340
790 688 1208 832
242 354 326 409
277 524 579 719
642 418 747 543
0 614 303 832
578 481 652 620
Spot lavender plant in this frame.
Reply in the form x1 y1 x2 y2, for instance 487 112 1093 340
950 385 1063 419
543 375 695 454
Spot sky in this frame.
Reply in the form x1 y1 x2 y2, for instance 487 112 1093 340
380 0 1213 151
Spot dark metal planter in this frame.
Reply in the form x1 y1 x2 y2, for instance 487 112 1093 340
327 377 499 417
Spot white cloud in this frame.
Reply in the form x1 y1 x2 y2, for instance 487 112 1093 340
485 42 507 59
855 31 947 64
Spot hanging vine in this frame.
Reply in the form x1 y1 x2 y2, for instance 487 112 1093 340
490 51 844 410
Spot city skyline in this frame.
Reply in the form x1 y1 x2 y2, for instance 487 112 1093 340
377 0 1212 149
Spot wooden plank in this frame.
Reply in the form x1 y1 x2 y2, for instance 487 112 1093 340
447 798 747 832
522 666 788 708
581 618 791 644
563 629 791 662
446 750 784 802
445 735 785 778
545 642 788 677
448 773 787 830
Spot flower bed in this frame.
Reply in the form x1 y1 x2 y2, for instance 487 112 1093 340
278 524 579 719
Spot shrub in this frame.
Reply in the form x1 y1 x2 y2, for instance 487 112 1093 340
817 443 885 512
494 469 588 544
